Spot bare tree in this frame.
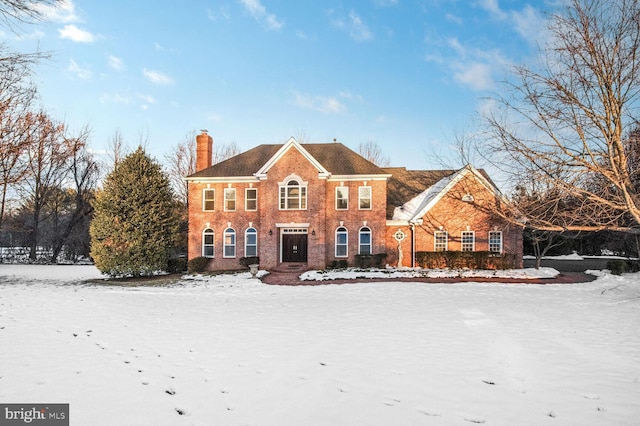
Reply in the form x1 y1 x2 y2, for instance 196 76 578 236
0 0 60 28
358 140 391 167
164 131 196 207
105 129 128 171
212 140 241 165
49 126 98 262
17 111 70 260
484 0 640 234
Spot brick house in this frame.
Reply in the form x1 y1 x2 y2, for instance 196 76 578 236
185 131 522 271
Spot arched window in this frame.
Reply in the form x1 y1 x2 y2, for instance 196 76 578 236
359 227 371 255
245 227 258 257
223 228 236 258
279 179 307 210
202 228 214 258
335 226 348 257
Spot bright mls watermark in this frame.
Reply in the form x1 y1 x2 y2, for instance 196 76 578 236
0 404 68 425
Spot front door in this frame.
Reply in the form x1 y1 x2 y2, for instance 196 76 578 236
282 233 308 263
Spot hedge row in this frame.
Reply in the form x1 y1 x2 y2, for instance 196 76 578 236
606 259 640 275
415 251 517 270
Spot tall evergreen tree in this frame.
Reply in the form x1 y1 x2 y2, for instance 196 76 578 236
90 147 179 277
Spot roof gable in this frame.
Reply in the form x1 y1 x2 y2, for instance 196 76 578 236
389 165 504 222
255 137 330 179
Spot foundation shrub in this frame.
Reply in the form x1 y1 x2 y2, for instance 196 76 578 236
187 256 210 274
415 251 516 270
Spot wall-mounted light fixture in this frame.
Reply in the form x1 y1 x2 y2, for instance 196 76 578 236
269 229 273 236
311 230 316 236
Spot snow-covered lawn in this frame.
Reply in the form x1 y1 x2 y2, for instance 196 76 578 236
1 265 639 425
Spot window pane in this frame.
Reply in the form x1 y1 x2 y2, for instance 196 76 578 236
359 187 371 209
246 189 257 211
203 189 215 211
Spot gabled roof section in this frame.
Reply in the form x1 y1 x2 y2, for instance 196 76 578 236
187 138 389 180
255 137 330 179
387 165 504 221
384 168 456 219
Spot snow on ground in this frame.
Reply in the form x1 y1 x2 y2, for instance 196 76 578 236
1 265 639 425
300 267 560 281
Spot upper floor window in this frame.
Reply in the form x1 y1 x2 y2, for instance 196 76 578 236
203 189 215 211
224 188 236 211
245 188 258 211
336 187 348 210
280 179 307 210
335 227 348 257
434 231 448 251
223 228 236 258
359 186 371 210
359 227 371 255
202 228 214 258
245 227 257 257
489 231 503 254
461 231 475 252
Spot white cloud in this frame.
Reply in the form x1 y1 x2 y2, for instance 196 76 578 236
293 93 343 114
137 94 156 104
452 62 494 91
331 10 373 42
511 5 546 45
35 0 78 23
238 0 283 31
68 59 91 79
58 24 95 43
143 69 173 85
100 93 132 105
476 0 507 20
292 92 348 114
108 55 124 71
445 13 463 25
373 0 398 7
207 6 230 22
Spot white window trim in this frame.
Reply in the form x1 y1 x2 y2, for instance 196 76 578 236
461 231 475 252
434 231 448 251
245 188 258 211
244 227 258 257
336 186 349 210
358 226 372 255
359 186 372 210
223 228 236 258
279 177 308 210
224 188 236 212
489 231 503 254
202 228 214 258
335 227 348 258
203 188 215 212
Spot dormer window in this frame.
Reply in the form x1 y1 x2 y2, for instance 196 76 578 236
279 178 307 210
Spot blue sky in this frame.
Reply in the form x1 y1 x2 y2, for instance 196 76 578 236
3 0 551 170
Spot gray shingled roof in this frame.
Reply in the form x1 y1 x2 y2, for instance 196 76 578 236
383 168 456 219
187 142 388 178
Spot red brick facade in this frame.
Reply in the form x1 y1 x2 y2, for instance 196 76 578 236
186 133 523 271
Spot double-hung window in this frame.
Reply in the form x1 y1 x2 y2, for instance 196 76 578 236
336 227 348 257
223 228 236 258
203 189 215 211
359 227 371 255
461 231 475 252
336 187 348 210
202 228 214 257
224 188 236 211
245 227 257 257
489 231 503 254
280 180 307 210
359 186 371 210
434 231 448 251
245 188 257 211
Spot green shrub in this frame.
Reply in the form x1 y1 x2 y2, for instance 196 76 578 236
607 259 628 275
415 251 516 270
187 256 210 274
355 254 372 268
166 257 187 273
239 256 260 267
372 253 387 268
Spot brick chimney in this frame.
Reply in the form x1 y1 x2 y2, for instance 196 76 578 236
196 130 213 172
